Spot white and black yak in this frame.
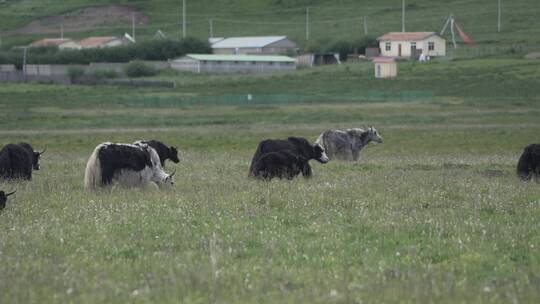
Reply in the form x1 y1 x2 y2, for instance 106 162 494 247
84 142 175 190
133 140 180 167
0 143 45 181
251 150 312 180
517 144 540 182
248 136 329 177
315 126 383 161
0 190 16 211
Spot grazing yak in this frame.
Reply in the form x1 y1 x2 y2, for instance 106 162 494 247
248 136 329 178
517 144 540 182
84 142 175 190
0 190 16 211
133 140 180 167
0 143 45 181
315 126 383 161
251 150 312 180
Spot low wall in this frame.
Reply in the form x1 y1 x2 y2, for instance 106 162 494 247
0 61 171 85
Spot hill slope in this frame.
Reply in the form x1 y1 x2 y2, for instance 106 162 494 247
1 0 539 48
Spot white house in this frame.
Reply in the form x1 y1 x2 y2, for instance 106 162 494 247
76 36 132 49
28 38 75 49
210 36 298 55
377 32 446 58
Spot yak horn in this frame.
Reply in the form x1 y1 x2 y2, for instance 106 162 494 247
38 148 47 155
6 190 16 197
169 169 176 177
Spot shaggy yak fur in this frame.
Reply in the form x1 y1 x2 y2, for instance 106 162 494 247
248 136 329 177
516 144 540 181
84 142 174 190
134 140 180 167
0 190 16 211
315 126 383 161
251 150 312 180
0 143 44 180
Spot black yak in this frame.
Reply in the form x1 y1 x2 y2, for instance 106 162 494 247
134 140 180 167
84 142 175 190
0 143 45 181
517 144 540 181
248 136 328 177
0 190 16 211
251 150 312 180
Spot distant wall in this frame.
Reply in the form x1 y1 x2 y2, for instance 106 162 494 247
0 61 171 84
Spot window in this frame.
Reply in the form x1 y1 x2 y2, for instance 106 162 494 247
385 42 391 51
428 41 435 51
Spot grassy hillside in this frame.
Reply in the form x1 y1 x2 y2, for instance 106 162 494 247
1 0 539 48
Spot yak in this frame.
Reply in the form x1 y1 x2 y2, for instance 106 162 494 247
0 190 16 211
133 140 180 167
84 142 175 190
251 150 312 180
517 144 540 182
315 126 383 161
0 143 45 181
248 136 328 177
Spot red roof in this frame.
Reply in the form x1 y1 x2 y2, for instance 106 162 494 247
378 32 437 41
29 38 72 47
372 57 395 63
78 36 118 46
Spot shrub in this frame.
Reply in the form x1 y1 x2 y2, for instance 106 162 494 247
0 38 211 65
67 66 84 81
304 36 378 61
93 69 118 79
124 61 157 78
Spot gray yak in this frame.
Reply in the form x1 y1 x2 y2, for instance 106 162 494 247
315 127 383 161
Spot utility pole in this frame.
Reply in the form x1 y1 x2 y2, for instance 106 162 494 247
497 0 502 32
209 19 214 38
363 16 368 35
22 47 28 82
402 0 405 32
132 12 136 41
306 7 310 41
182 0 186 39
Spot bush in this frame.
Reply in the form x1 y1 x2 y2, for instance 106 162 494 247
124 61 157 78
67 66 84 81
93 69 118 79
0 38 211 65
304 36 379 61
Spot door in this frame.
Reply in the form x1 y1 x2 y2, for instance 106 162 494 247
376 64 381 78
398 44 402 57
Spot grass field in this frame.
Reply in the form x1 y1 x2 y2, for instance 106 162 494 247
1 0 540 47
1 57 540 303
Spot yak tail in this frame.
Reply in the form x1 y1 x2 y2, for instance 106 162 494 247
84 146 102 190
517 146 532 181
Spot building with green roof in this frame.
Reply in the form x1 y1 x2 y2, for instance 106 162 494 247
170 54 296 74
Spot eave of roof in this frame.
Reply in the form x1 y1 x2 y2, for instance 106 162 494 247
211 36 288 49
377 32 439 41
179 54 296 63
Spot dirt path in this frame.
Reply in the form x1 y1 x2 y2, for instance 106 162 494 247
5 5 148 35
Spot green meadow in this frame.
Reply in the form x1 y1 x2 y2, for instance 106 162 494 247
1 57 539 303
